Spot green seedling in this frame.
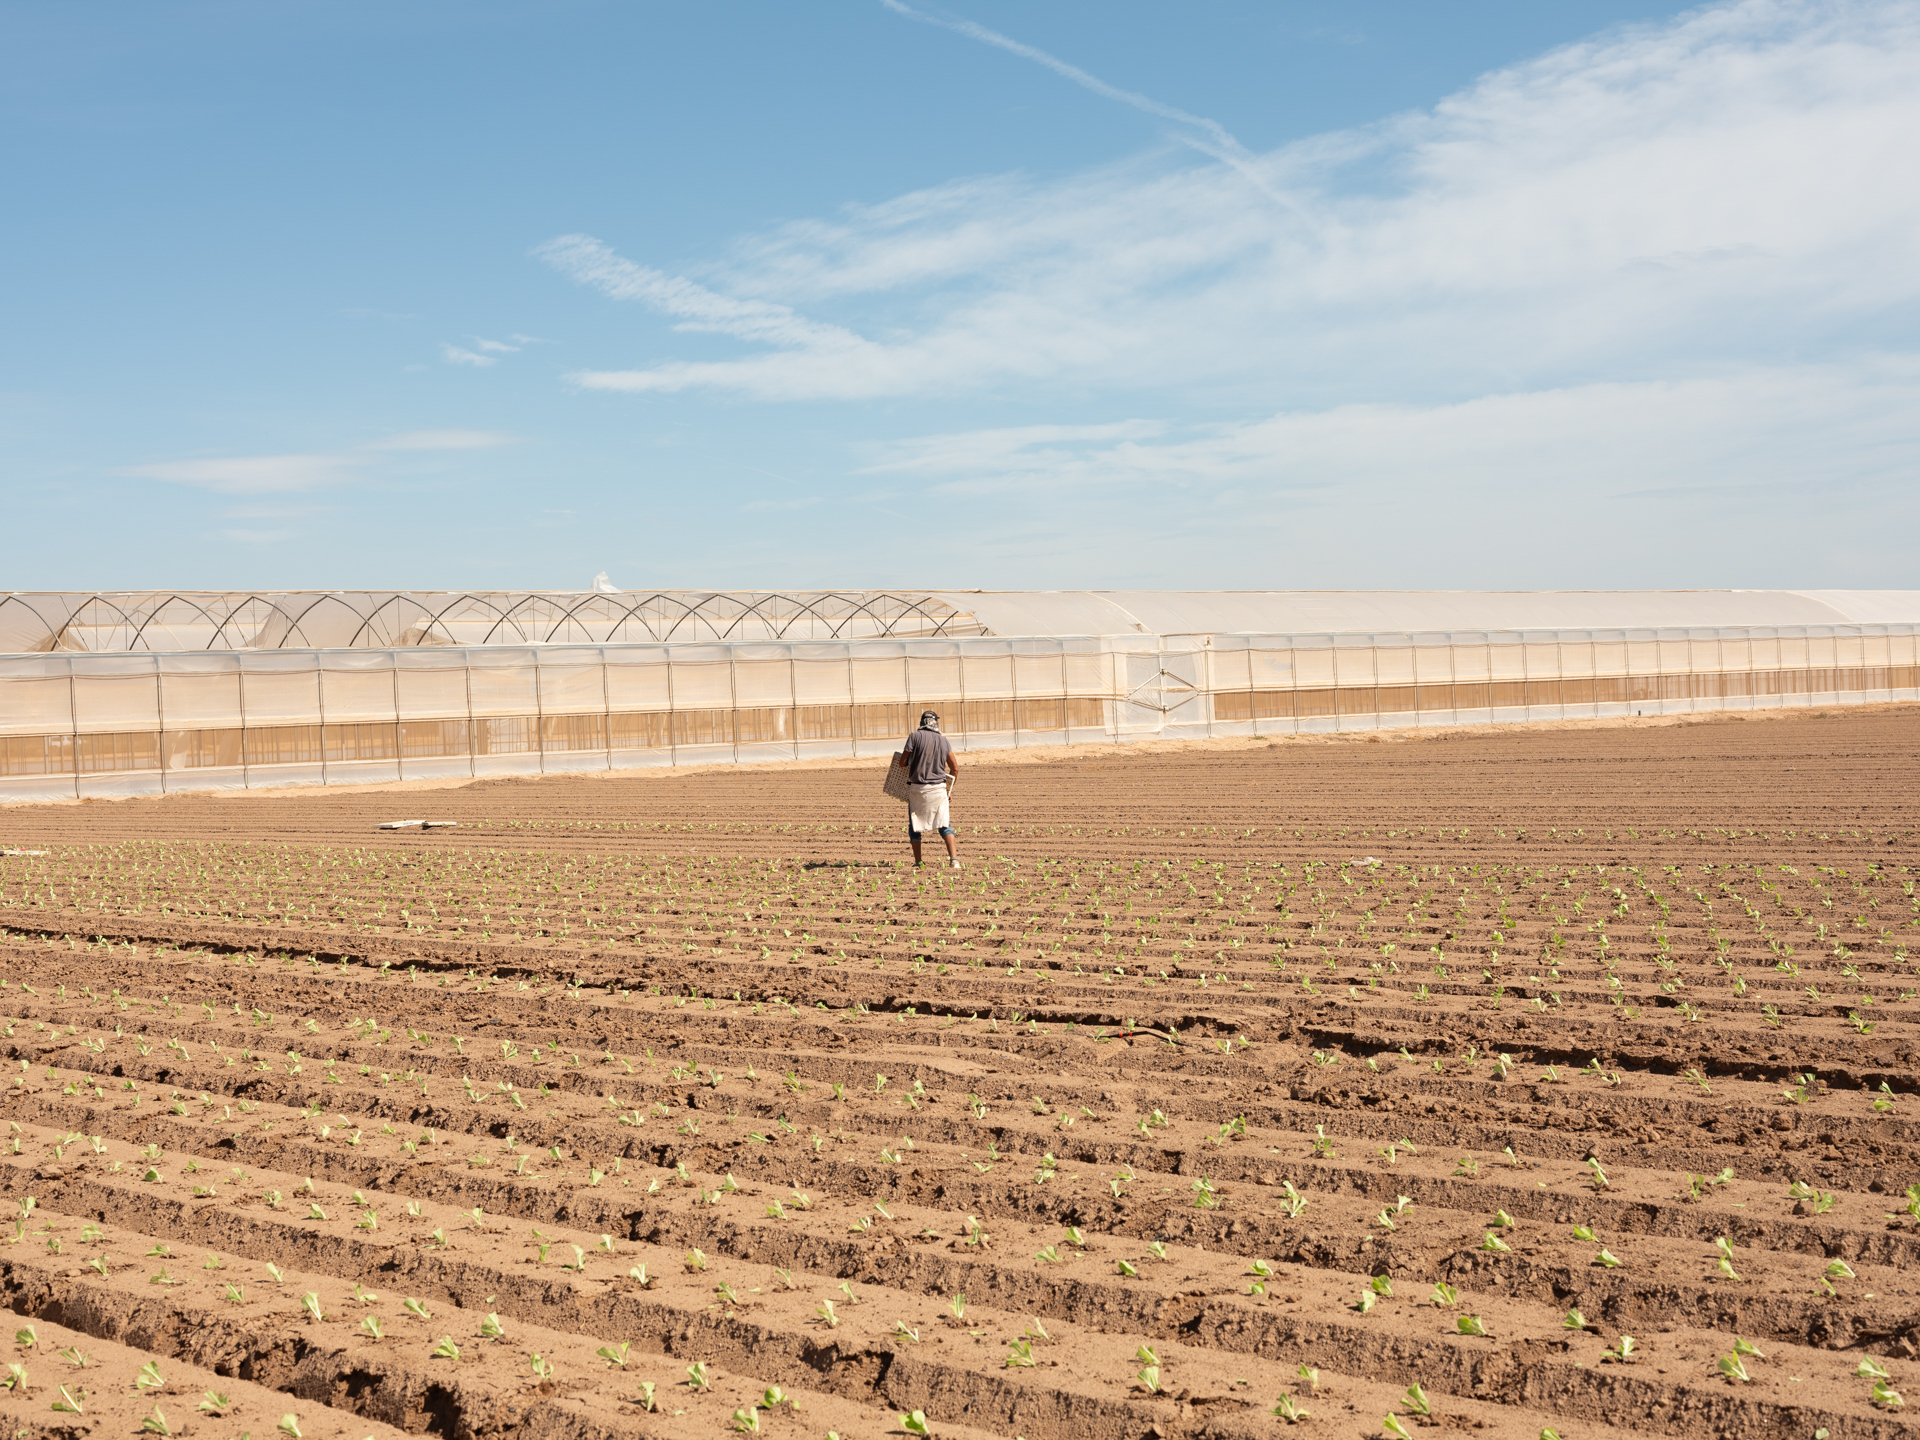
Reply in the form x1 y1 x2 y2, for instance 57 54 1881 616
685 1361 712 1391
480 1314 506 1341
900 1413 932 1438
1457 1315 1491 1337
1004 1338 1036 1368
1270 1391 1311 1423
1717 1354 1752 1384
597 1343 629 1369
135 1361 165 1390
431 1338 460 1360
403 1297 432 1321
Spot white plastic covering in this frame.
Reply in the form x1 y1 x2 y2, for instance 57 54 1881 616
1788 591 1920 625
8 589 1918 654
939 589 1914 637
4 618 1917 802
0 591 988 653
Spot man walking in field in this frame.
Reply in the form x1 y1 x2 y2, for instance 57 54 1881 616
896 710 961 869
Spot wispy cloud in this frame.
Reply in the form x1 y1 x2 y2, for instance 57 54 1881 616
120 453 353 494
536 234 890 394
867 363 1920 503
878 0 1283 200
214 528 292 544
441 343 497 367
119 430 515 495
855 360 1920 585
542 0 1920 409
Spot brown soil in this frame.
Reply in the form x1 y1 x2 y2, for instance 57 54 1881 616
0 702 1915 1440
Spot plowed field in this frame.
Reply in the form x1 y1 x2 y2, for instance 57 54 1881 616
0 705 1916 1440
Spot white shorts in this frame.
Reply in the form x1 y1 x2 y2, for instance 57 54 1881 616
907 782 952 836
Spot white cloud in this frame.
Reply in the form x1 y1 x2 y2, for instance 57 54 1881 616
542 0 1920 405
857 359 1920 586
867 361 1920 502
120 430 516 495
537 234 889 394
878 0 1283 201
859 420 1165 478
441 343 497 367
119 453 355 494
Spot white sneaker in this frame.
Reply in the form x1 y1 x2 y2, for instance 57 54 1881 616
948 858 962 870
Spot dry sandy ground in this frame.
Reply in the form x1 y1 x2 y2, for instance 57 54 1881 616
0 702 1915 1440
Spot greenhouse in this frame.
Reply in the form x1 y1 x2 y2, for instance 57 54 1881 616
1 587 1916 801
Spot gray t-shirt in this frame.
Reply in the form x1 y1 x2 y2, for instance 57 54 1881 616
901 727 952 786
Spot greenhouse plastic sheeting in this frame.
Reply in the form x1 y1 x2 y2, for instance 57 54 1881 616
2 623 1917 801
10 589 1920 654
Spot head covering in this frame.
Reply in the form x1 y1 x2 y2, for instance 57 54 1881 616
919 710 941 731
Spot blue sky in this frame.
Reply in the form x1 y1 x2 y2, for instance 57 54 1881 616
4 0 1916 592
